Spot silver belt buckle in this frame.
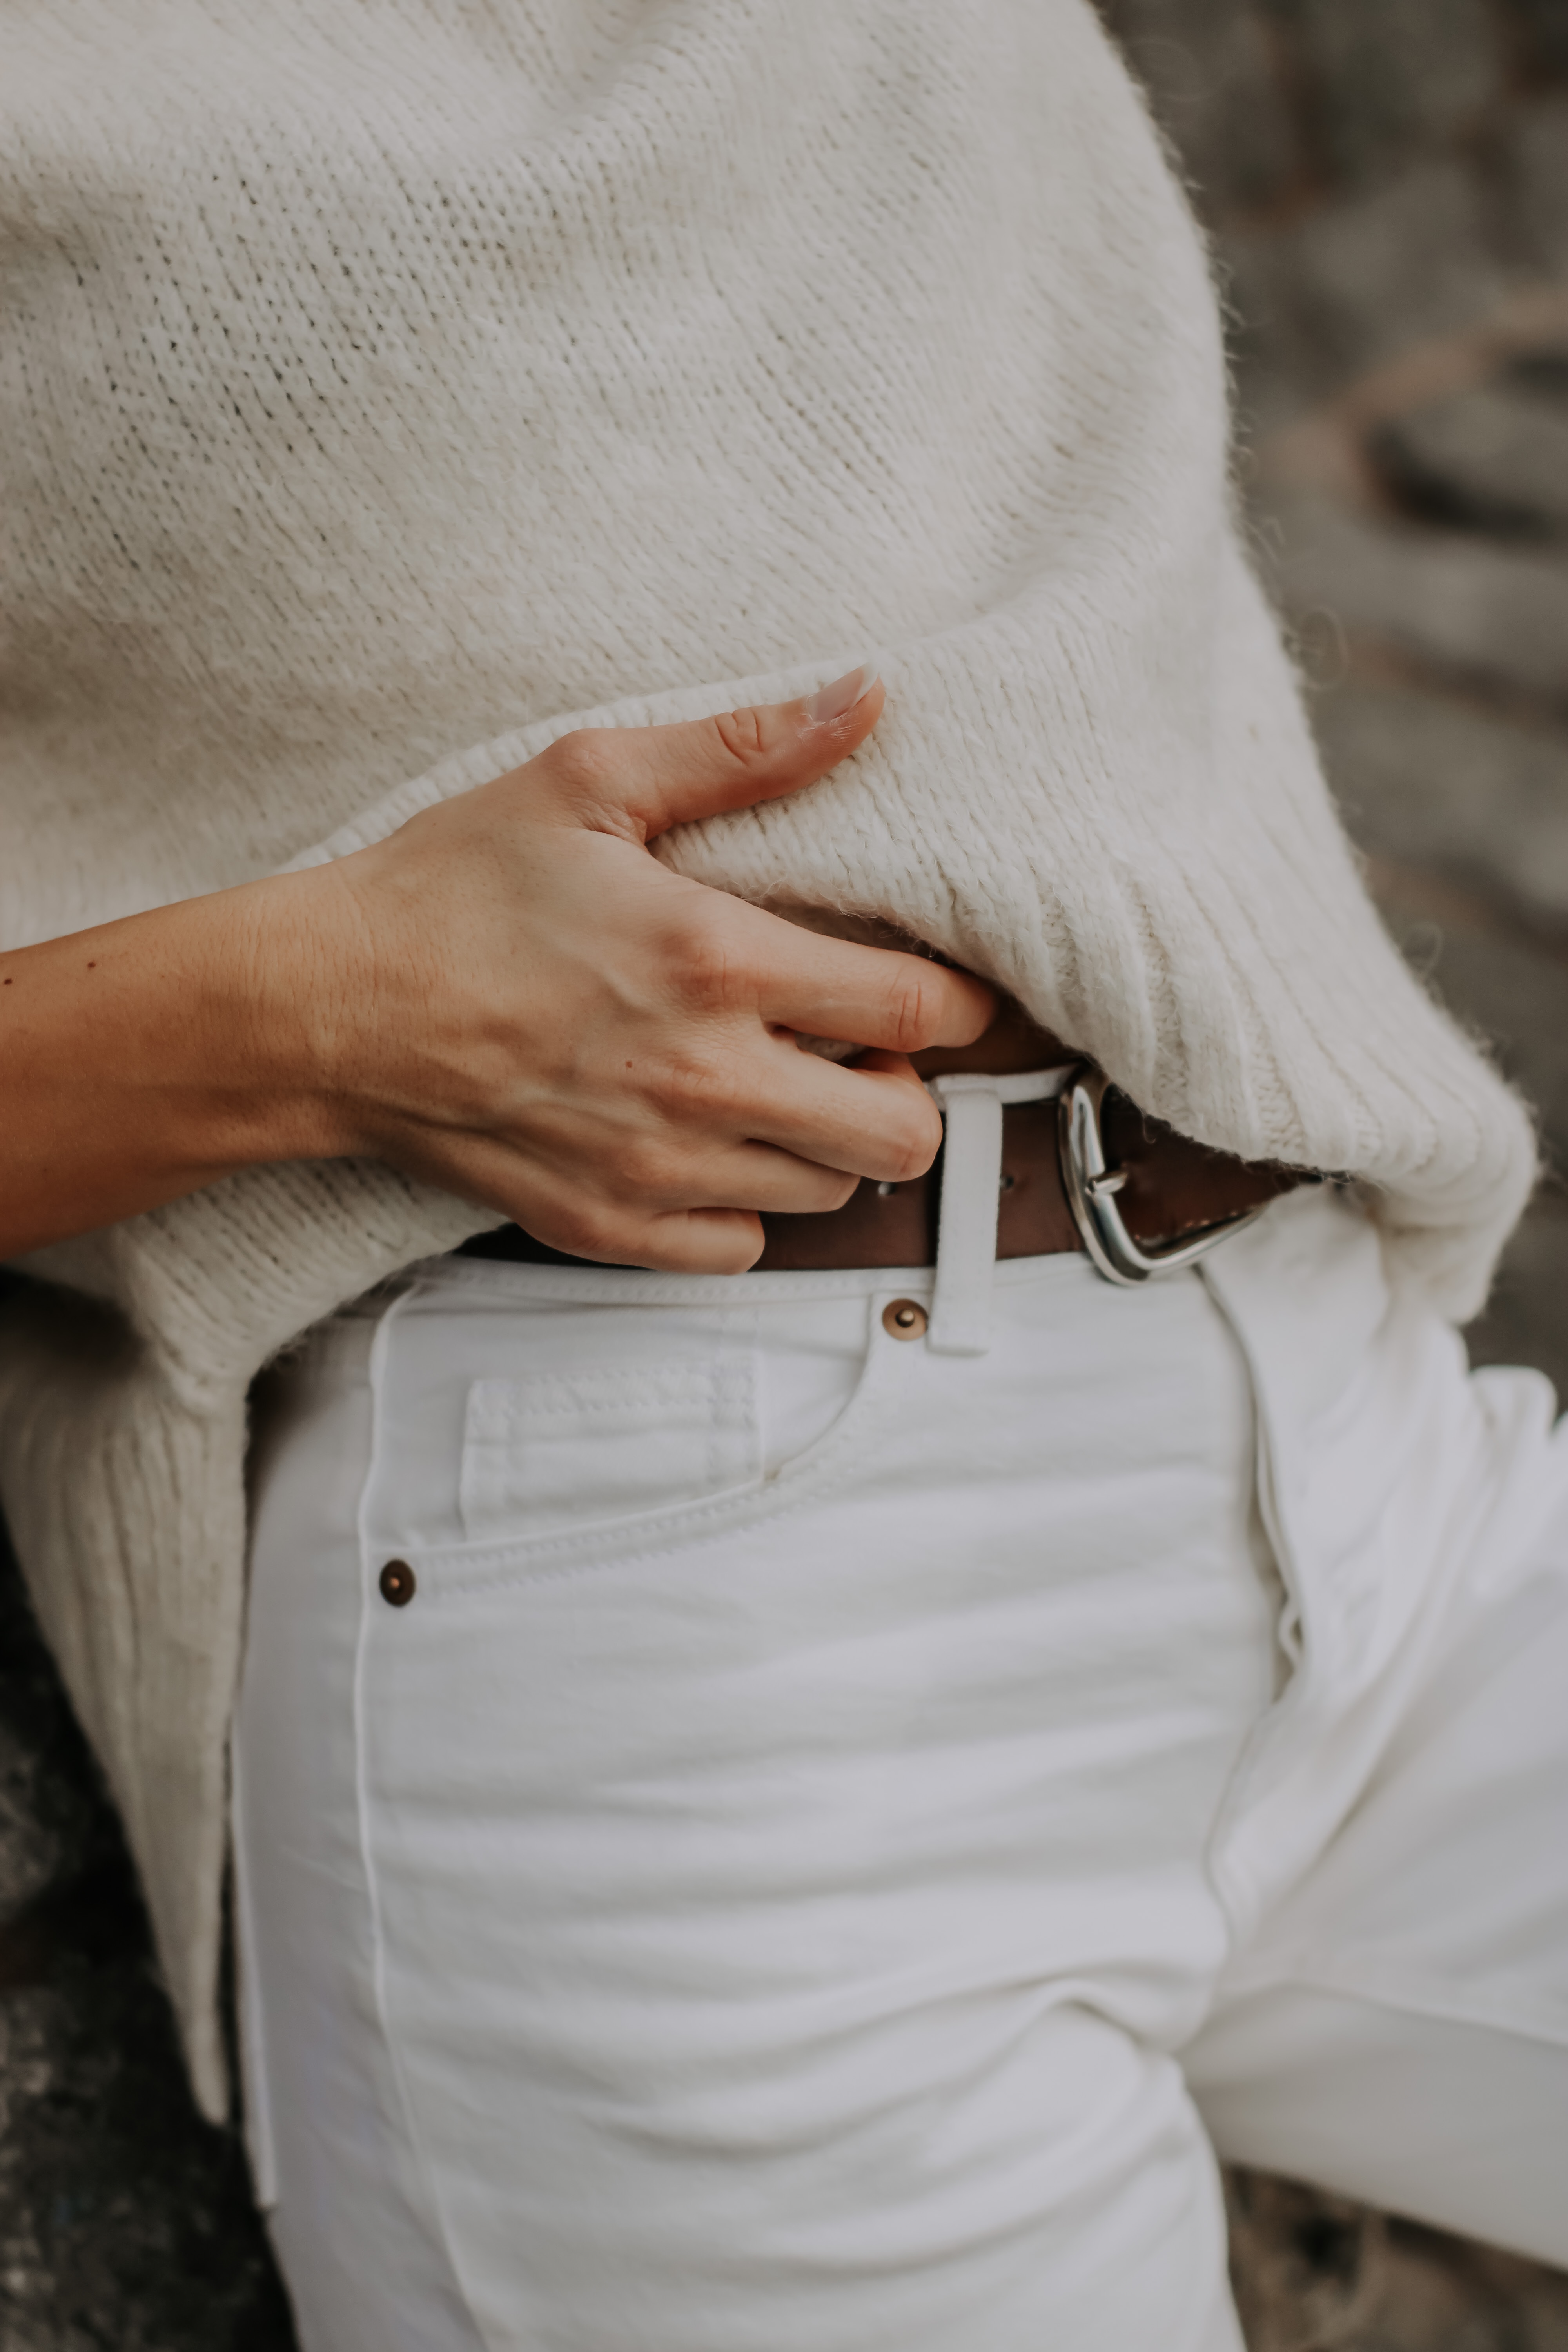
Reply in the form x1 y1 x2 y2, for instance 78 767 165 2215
1058 1065 1267 1288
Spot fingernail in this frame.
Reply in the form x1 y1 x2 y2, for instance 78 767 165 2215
804 661 880 725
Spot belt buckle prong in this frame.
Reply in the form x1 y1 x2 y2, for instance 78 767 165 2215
1058 1065 1267 1288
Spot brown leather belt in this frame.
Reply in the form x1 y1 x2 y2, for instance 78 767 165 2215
461 1074 1303 1278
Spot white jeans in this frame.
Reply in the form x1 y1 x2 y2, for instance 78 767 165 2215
234 1190 1568 2352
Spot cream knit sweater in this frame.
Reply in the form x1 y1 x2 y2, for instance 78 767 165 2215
1 0 1534 2118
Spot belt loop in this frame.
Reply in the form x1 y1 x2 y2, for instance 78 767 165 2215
926 1078 1004 1356
925 1065 1078 1357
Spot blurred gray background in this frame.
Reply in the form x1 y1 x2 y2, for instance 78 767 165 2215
1103 0 1568 1420
1100 2 1568 2341
2 2 1566 2344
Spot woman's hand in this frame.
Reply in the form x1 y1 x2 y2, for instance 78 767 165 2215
0 672 995 1268
311 669 995 1269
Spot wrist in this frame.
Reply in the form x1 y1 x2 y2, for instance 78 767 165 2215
203 864 373 1167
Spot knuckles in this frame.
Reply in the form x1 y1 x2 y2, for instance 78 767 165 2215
541 728 632 818
532 1196 633 1264
710 704 770 766
638 1216 766 1276
885 968 949 1056
817 1169 862 1212
641 1043 751 1130
612 1130 701 1205
880 1090 943 1182
664 910 761 1018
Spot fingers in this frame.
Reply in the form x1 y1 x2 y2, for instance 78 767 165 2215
645 886 996 1058
552 1140 864 1223
387 1125 770 1274
530 1192 779 1277
534 665 885 842
399 1082 898 1275
625 1210 769 1275
737 1047 945 1184
734 909 996 1055
687 1145 861 1217
437 1168 837 1279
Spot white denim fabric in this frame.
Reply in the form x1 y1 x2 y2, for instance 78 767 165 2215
233 1189 1568 2352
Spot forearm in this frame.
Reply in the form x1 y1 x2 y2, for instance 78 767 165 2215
0 874 349 1258
1 683 992 1273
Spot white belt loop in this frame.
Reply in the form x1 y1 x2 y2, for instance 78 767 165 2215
924 1066 1077 1357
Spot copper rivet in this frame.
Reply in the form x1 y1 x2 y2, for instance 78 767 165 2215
379 1559 416 1608
882 1298 927 1341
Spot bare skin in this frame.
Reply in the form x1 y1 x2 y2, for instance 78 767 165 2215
0 672 997 1272
773 904 1071 1082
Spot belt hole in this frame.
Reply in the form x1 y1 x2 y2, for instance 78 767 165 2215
999 1171 1016 1193
379 1559 416 1608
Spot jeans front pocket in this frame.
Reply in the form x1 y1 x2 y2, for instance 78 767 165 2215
363 1272 912 1589
459 1352 761 1545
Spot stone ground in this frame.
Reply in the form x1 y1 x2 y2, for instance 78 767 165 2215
2 1 1568 2345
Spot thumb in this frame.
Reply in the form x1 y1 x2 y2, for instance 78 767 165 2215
538 664 885 842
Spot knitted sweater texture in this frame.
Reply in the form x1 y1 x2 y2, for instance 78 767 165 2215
1 0 1535 2114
